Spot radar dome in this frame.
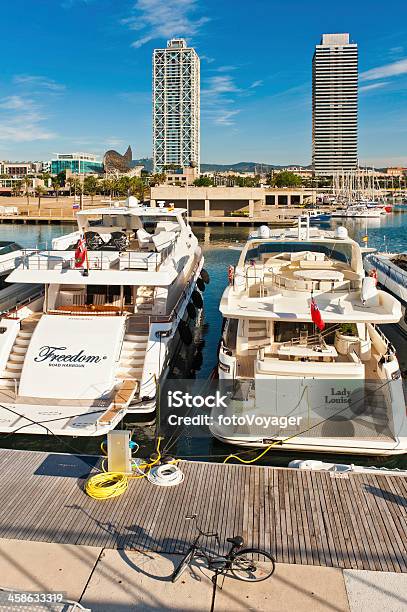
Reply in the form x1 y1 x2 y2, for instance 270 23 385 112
259 225 271 239
335 226 348 240
126 196 139 208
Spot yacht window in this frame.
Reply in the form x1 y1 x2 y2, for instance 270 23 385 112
274 322 338 344
274 322 313 343
123 286 133 305
222 318 238 350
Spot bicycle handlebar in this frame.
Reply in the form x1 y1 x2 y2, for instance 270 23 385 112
199 530 219 538
185 515 219 541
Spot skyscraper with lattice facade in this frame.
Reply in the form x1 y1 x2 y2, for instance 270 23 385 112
153 39 200 174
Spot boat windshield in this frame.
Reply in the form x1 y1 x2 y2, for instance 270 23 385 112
0 242 21 255
245 241 353 266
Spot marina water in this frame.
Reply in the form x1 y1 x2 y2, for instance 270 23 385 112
0 216 406 468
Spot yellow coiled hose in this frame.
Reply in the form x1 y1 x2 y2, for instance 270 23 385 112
85 437 162 500
85 471 129 499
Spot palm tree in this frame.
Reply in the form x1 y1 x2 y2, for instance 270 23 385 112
34 185 47 214
67 177 81 198
117 176 131 196
83 175 98 204
11 181 22 197
51 177 60 200
76 180 85 210
149 173 166 186
100 178 114 198
22 176 31 205
130 177 146 201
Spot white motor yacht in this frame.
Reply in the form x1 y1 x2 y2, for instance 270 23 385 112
213 219 407 456
364 251 407 334
0 198 204 437
331 205 382 219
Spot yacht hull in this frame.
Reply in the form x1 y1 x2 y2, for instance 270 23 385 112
211 430 407 456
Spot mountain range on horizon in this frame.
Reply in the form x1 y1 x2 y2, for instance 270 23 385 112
133 158 311 173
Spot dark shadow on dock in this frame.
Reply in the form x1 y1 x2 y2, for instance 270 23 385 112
34 453 100 478
363 483 407 506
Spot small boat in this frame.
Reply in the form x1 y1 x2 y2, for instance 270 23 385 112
331 205 382 219
301 210 331 224
364 201 392 213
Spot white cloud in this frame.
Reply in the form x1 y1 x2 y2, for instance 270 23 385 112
0 96 28 111
105 137 126 148
202 74 240 126
360 58 407 81
215 65 238 73
200 54 215 64
203 75 240 95
13 75 66 92
360 82 389 93
214 109 240 126
389 46 404 57
0 95 55 143
61 0 94 8
202 73 263 127
123 0 209 48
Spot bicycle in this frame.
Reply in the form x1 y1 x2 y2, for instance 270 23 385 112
172 514 275 584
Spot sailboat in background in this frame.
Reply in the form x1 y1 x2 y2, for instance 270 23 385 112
331 168 392 217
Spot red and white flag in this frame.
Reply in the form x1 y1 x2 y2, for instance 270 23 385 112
310 296 325 331
74 235 87 269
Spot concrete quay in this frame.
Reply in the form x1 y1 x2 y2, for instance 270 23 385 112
0 540 406 611
0 195 320 228
151 185 318 218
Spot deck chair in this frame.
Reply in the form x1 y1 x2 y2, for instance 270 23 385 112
93 293 105 306
137 228 153 250
73 293 85 306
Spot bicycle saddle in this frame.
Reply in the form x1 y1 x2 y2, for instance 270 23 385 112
227 536 244 547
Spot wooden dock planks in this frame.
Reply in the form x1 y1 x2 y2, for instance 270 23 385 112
0 449 405 572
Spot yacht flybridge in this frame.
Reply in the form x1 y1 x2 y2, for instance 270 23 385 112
214 220 407 456
0 199 204 437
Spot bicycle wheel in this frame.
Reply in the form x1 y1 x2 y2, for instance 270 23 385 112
171 549 194 583
230 548 275 582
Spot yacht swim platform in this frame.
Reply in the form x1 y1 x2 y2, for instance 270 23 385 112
0 448 405 572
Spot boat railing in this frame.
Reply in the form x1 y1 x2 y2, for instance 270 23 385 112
20 241 177 273
1 287 44 319
279 324 342 348
241 265 360 294
373 324 397 358
370 255 407 289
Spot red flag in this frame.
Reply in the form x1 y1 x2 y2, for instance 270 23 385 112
310 296 325 331
74 236 87 269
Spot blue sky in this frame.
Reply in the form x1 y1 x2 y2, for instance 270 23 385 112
0 0 406 166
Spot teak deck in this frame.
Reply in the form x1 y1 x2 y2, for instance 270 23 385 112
0 449 406 572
